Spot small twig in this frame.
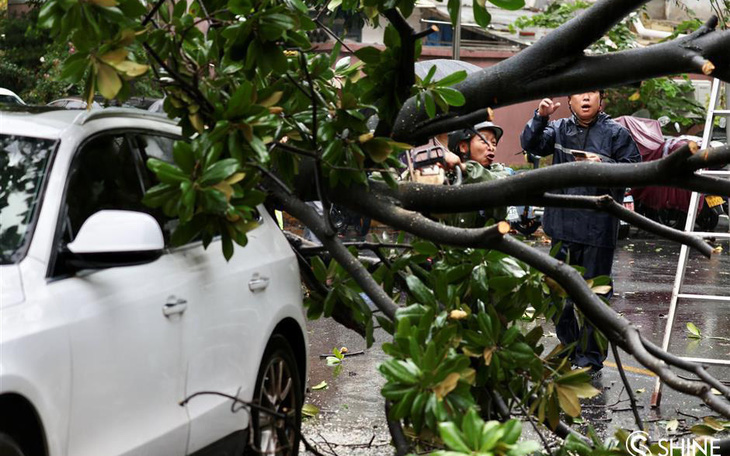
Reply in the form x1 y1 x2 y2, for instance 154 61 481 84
508 386 552 453
677 409 702 420
313 18 356 54
250 163 293 195
317 432 340 456
318 350 365 358
300 241 411 255
678 374 730 386
180 390 327 456
271 141 319 158
612 343 645 431
142 0 167 26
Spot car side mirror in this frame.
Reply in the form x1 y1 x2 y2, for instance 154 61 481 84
65 210 164 269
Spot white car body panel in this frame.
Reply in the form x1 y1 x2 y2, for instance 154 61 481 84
0 108 307 455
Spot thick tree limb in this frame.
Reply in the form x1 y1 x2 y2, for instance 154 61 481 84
270 185 399 320
370 144 730 213
391 0 730 144
324 181 730 417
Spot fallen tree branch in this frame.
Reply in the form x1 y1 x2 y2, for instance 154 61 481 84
271 184 400 320
369 144 730 214
534 193 714 258
493 236 730 418
392 0 730 144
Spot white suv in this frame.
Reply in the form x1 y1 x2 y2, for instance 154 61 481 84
0 107 307 456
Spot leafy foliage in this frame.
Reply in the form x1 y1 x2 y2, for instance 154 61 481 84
0 8 69 103
603 76 705 133
510 1 590 30
35 0 724 452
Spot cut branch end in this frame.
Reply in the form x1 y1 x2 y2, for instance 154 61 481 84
497 220 511 235
689 141 700 154
702 61 716 75
487 107 495 121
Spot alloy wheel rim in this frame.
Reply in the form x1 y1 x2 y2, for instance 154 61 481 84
257 356 296 455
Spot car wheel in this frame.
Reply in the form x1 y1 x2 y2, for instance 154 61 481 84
0 432 26 456
248 335 302 456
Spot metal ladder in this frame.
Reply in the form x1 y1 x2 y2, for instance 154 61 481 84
651 78 730 407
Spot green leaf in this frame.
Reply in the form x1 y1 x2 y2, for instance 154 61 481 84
686 322 702 339
200 158 239 186
422 63 438 85
411 241 439 256
405 275 437 308
461 408 482 450
311 381 328 390
473 1 492 28
501 419 522 445
435 70 467 87
173 141 196 174
302 403 319 417
488 0 525 10
438 422 471 453
424 93 436 118
435 87 466 107
354 47 381 64
447 0 460 27
148 158 189 184
378 359 420 384
323 289 336 317
60 53 90 84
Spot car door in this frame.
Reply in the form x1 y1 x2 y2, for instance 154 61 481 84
133 133 274 452
46 132 189 456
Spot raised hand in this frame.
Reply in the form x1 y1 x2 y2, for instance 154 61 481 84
537 98 561 117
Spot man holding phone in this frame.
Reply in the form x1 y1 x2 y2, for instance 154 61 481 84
520 91 641 373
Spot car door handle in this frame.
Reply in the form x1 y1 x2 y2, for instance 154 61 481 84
163 297 188 317
248 275 270 292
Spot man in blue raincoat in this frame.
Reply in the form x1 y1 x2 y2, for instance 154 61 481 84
520 91 641 372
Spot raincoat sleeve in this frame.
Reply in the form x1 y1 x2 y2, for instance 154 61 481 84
520 110 557 157
599 127 642 164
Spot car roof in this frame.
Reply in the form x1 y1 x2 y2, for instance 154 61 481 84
0 88 21 97
0 106 178 140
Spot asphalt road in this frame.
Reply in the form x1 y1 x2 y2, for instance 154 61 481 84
299 225 730 455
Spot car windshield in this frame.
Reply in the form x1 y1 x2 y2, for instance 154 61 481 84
0 134 57 264
0 95 22 105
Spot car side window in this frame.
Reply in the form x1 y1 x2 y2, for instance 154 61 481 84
62 134 148 244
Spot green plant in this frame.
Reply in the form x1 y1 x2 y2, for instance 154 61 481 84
603 76 705 133
510 1 590 30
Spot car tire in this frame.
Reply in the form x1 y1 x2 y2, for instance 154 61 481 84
0 432 26 456
247 334 302 456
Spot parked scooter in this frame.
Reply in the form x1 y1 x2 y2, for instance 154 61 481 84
615 116 727 232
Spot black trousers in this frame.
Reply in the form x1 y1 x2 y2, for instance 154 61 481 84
552 240 615 371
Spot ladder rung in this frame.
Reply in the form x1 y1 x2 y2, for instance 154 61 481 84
679 356 730 366
677 293 730 302
710 110 730 116
698 170 730 176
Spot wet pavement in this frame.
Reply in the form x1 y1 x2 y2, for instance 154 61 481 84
300 222 730 454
